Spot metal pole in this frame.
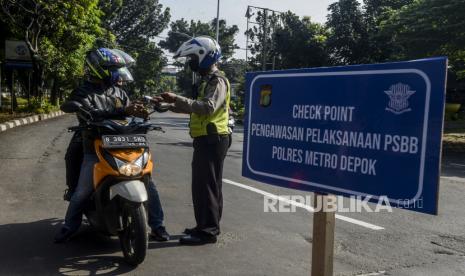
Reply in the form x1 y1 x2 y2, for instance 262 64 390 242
246 12 250 70
262 9 268 71
216 0 220 42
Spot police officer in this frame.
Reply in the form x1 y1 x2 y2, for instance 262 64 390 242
155 36 230 245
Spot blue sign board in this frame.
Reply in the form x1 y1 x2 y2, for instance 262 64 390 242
242 58 447 215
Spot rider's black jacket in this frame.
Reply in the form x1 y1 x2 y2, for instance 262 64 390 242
61 80 130 154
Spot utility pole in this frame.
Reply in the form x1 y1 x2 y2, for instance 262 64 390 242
245 7 250 68
245 6 283 72
216 0 220 42
262 9 268 71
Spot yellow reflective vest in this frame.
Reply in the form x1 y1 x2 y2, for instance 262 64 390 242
190 72 231 138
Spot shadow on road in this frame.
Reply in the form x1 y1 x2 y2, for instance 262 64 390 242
156 142 192 147
442 152 465 179
0 218 135 275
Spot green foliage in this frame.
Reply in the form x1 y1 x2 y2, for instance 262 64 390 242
0 0 104 97
156 75 177 94
220 59 247 84
127 41 167 96
14 97 59 114
326 0 370 65
100 0 171 96
380 0 465 79
160 18 239 60
272 13 329 69
246 9 281 70
100 0 170 43
160 18 240 93
41 0 103 90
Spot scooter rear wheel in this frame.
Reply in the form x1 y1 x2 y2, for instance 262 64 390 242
119 203 148 266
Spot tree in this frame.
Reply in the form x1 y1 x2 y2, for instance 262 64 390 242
100 0 171 95
220 59 247 84
160 18 239 93
42 1 103 104
0 0 103 105
156 75 177 94
272 12 329 69
245 9 281 71
380 0 465 78
326 0 370 65
362 0 413 62
100 0 169 44
246 11 329 70
128 41 166 96
160 18 239 60
1 0 49 98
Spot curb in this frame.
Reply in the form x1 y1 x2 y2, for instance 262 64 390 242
0 111 65 132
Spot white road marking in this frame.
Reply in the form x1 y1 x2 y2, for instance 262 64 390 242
450 163 465 167
154 121 189 127
356 271 386 276
441 176 465 183
223 178 385 231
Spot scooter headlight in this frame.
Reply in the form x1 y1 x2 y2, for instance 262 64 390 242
134 152 150 168
114 157 142 176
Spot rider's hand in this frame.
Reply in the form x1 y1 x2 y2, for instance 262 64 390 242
125 103 149 119
160 92 178 104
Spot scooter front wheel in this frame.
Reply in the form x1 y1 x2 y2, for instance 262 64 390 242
119 202 148 266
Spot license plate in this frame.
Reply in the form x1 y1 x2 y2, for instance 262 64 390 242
102 135 148 149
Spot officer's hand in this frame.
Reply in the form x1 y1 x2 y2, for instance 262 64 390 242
160 92 177 104
150 96 164 104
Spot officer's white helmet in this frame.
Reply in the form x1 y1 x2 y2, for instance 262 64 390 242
174 36 222 70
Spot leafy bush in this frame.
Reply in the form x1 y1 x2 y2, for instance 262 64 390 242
14 97 59 114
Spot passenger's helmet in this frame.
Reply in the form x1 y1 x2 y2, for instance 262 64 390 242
85 48 134 85
174 36 222 70
112 67 134 85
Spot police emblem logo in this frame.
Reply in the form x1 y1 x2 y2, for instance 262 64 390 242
260 85 272 107
384 83 416 115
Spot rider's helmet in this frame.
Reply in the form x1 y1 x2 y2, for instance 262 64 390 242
173 36 222 71
85 48 134 85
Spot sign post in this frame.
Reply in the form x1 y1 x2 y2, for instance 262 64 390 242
242 58 448 274
311 193 336 276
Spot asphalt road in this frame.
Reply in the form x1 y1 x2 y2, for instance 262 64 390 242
0 112 464 276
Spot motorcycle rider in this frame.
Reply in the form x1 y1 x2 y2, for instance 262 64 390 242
56 48 169 243
63 55 135 201
154 36 231 245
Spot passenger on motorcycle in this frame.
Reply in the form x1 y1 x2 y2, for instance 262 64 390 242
55 48 170 243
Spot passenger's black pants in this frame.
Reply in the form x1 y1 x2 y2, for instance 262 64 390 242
192 135 230 236
65 131 84 193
